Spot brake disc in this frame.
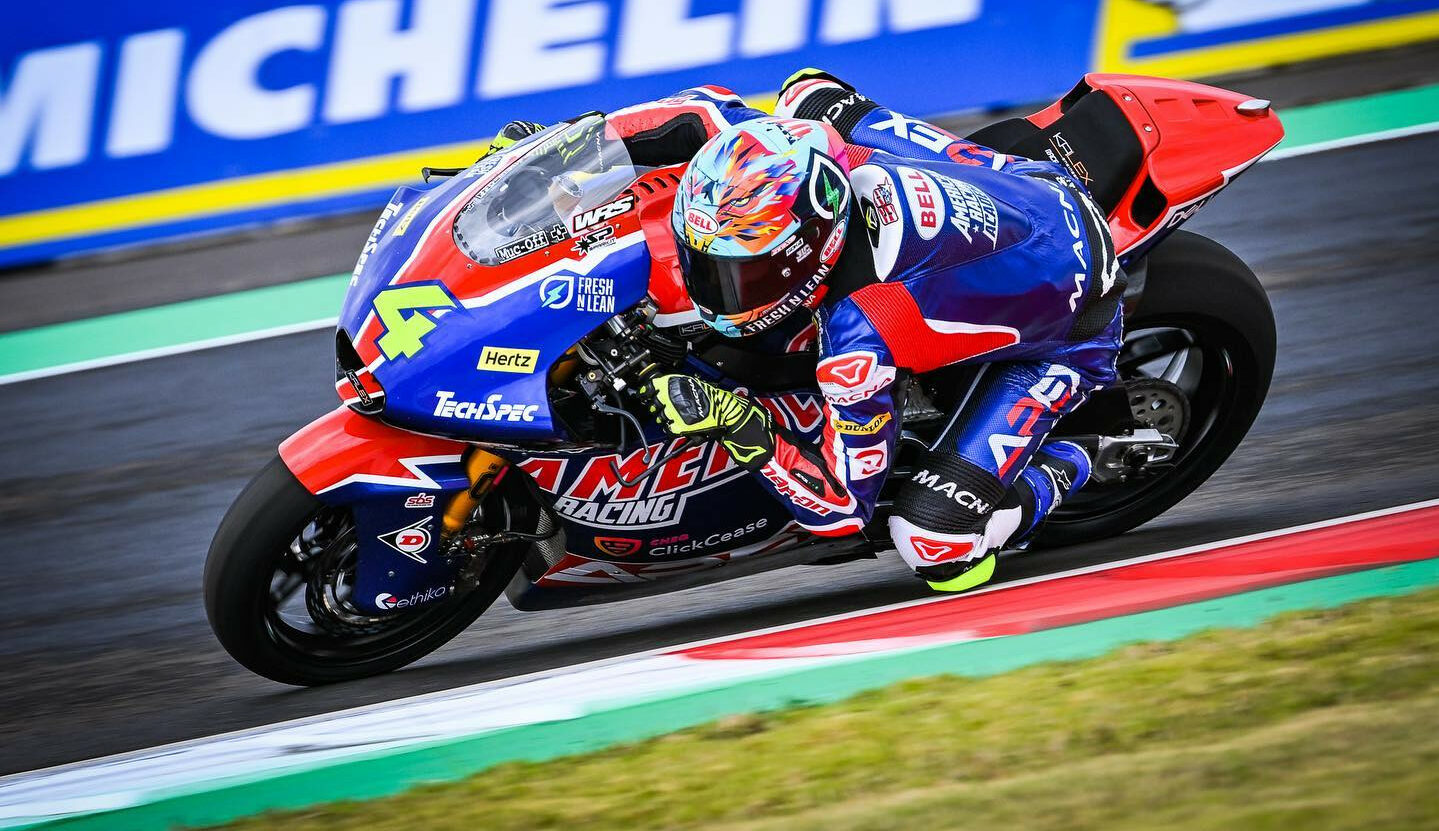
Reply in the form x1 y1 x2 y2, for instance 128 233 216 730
1124 378 1190 443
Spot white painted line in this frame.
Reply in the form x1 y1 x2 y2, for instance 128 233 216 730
0 317 336 387
4 119 1436 388
1 496 1435 830
1265 120 1439 161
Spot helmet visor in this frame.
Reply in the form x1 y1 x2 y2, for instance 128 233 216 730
676 245 798 316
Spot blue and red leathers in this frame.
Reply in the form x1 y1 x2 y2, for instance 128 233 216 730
609 77 1122 582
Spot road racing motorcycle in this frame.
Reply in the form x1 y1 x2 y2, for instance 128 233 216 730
205 74 1283 685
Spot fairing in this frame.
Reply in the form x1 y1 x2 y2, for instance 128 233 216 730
278 76 1281 615
335 117 656 443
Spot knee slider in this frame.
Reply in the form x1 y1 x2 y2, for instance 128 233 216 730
894 453 1006 537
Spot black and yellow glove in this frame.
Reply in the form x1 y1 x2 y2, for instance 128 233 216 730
481 120 546 160
644 374 775 468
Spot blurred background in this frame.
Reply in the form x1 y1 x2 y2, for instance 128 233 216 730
2 0 1438 822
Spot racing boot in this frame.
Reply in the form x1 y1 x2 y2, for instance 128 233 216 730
996 440 1092 551
897 441 1091 593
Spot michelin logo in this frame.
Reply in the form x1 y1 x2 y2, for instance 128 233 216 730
2 0 981 177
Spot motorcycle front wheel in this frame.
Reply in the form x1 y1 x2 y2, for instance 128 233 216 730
203 456 524 686
1036 230 1277 546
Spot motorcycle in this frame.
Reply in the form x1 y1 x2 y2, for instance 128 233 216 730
204 74 1283 685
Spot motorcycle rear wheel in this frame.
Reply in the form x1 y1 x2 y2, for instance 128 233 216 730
1036 230 1277 546
204 456 523 686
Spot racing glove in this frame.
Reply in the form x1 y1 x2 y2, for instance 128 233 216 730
645 374 775 469
481 120 546 159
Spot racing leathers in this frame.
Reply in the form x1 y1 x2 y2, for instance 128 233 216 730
614 74 1123 590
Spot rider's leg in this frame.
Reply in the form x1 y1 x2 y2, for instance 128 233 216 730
887 362 1098 592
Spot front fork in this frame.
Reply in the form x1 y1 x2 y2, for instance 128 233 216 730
443 450 509 536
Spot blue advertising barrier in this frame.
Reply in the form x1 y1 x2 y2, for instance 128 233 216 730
0 0 1101 267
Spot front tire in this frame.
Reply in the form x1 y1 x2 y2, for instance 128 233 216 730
204 456 523 685
1037 230 1277 546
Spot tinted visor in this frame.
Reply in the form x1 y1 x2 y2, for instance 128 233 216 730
676 245 801 315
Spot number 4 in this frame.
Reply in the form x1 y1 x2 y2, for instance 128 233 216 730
373 284 458 360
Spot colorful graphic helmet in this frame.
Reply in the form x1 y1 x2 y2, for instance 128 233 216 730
671 117 852 337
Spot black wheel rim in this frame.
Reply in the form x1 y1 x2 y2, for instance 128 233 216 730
257 507 472 667
1049 316 1243 525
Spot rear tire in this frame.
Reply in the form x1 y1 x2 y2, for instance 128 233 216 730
1036 230 1276 546
204 456 523 685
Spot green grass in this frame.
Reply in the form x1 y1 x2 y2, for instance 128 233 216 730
216 588 1439 831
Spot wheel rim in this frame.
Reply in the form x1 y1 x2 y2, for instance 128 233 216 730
1050 318 1242 523
257 507 472 666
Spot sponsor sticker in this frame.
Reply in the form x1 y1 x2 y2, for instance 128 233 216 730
820 218 847 263
594 536 643 558
404 493 436 509
684 207 717 234
494 224 567 262
909 468 993 513
390 196 431 237
538 271 616 313
872 181 898 225
1044 132 1092 188
433 391 539 422
351 199 404 282
570 195 635 233
539 273 574 309
931 172 999 248
831 412 892 436
375 586 449 610
377 517 433 563
823 90 868 123
898 166 945 240
477 346 540 374
870 113 957 154
648 518 769 557
572 225 617 257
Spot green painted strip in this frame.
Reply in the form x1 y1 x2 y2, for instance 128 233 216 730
3 82 1437 383
0 275 348 379
28 558 1439 831
1275 82 1439 147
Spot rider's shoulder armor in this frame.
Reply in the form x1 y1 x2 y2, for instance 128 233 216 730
848 154 1043 282
820 153 1116 373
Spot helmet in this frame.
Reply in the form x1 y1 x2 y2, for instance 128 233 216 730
671 117 852 337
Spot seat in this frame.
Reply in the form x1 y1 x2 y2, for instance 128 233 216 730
965 89 1144 216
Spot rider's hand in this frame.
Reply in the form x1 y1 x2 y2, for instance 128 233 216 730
642 374 776 468
481 120 546 160
644 374 736 436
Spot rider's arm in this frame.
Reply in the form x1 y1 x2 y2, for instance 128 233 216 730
646 326 899 538
758 379 897 537
607 86 769 166
774 69 1008 170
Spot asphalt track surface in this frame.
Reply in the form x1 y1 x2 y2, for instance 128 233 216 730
3 67 1439 777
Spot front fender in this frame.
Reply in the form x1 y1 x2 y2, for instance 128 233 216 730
278 406 473 614
280 406 471 500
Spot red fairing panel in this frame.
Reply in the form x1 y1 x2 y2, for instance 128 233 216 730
279 406 468 495
1030 73 1284 254
629 166 694 318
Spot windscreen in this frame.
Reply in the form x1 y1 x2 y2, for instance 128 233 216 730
452 116 646 265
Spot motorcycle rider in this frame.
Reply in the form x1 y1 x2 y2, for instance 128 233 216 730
509 71 1124 592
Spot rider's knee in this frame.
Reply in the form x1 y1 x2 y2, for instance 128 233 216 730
890 452 1006 590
